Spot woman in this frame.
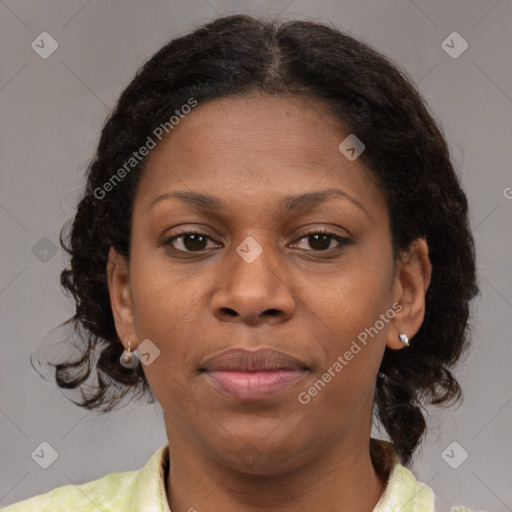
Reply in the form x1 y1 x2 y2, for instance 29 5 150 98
3 14 478 512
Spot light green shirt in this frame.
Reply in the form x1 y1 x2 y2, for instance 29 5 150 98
1 441 474 511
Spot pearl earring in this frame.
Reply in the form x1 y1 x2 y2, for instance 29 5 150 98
399 333 409 347
119 341 140 369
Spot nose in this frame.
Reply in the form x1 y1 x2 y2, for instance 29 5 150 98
210 239 296 326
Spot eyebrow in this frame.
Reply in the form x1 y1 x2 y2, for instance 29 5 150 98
149 188 370 218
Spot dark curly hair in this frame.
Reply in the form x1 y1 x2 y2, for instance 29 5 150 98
48 14 478 464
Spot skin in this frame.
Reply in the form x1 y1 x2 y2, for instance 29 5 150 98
107 93 432 512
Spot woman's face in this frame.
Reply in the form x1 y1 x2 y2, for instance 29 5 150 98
108 93 428 474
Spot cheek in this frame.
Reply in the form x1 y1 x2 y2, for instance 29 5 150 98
127 254 205 373
306 250 394 338
298 288 390 424
300 246 394 386
129 266 201 415
129 243 204 331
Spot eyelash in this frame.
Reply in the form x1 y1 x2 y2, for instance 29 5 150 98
162 227 351 254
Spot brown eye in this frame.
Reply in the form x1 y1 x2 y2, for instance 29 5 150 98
307 233 334 251
164 232 217 252
292 230 351 252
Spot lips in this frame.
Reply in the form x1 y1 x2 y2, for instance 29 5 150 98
201 347 309 372
201 348 309 401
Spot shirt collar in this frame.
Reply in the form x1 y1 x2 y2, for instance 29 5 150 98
130 443 171 511
136 440 433 512
371 439 434 512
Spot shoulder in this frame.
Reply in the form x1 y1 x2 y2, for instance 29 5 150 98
1 444 169 512
370 439 480 512
380 463 480 512
1 470 138 512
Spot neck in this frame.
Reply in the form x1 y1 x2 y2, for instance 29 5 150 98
165 430 388 512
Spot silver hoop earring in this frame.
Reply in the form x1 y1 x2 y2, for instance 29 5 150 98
119 341 140 369
399 333 409 348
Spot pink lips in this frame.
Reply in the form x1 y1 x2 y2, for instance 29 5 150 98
201 348 308 401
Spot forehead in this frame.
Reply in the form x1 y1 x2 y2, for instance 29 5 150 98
144 94 345 168
135 94 385 219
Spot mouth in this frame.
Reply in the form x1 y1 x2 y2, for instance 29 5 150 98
200 347 309 401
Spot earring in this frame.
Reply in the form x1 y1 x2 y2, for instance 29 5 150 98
399 333 409 348
119 341 140 369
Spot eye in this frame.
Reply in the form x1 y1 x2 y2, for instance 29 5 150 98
162 228 351 254
163 231 221 253
291 228 351 252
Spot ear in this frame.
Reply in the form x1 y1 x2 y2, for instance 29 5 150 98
106 246 137 350
387 238 432 350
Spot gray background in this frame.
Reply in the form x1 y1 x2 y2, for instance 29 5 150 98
1 0 511 510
